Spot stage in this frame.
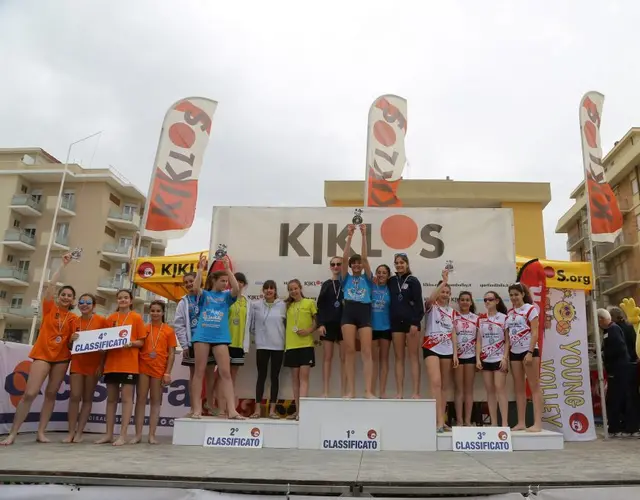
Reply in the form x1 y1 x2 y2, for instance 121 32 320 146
2 433 640 496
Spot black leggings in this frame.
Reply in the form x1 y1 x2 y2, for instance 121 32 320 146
256 349 284 403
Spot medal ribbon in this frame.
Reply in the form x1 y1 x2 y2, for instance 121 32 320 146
149 323 163 353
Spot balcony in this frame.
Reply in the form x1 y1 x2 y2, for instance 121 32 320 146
1 230 36 251
9 194 42 217
0 267 29 286
58 197 76 217
102 243 133 263
97 276 130 294
599 274 640 297
150 237 167 249
566 233 586 252
596 233 636 262
52 232 70 251
0 306 36 321
107 208 140 231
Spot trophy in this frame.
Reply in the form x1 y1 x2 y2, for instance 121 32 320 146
214 244 228 260
352 208 364 228
70 248 83 261
444 260 454 274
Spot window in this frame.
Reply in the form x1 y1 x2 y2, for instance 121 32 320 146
13 219 20 228
109 193 121 206
0 291 6 300
104 226 116 238
6 255 14 263
61 190 75 207
10 295 23 308
636 214 640 231
632 177 639 195
99 260 111 271
56 222 70 239
23 226 36 238
20 185 28 194
119 236 132 249
30 189 43 204
17 260 30 272
122 204 137 218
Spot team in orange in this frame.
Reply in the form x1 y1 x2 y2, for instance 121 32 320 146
0 253 177 446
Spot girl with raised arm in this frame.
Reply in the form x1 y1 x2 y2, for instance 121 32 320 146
65 293 108 443
387 254 424 399
96 289 147 446
316 256 345 398
506 283 542 432
453 291 479 426
132 300 176 444
284 279 317 420
371 264 392 398
423 269 458 432
1 254 76 446
476 291 509 426
250 280 286 418
341 224 374 398
190 254 244 420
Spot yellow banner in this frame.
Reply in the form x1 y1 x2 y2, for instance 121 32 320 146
516 256 592 290
133 252 206 302
135 252 593 302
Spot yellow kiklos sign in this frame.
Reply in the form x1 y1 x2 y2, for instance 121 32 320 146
516 256 592 291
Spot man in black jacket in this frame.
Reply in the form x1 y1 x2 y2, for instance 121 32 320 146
597 308 639 436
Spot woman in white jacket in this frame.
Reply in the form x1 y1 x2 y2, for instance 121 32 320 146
174 272 217 416
249 280 286 418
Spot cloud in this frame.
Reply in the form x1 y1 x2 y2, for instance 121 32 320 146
0 0 638 262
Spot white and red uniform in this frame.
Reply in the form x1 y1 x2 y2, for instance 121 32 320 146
505 303 539 355
423 303 455 356
454 311 479 360
478 312 507 363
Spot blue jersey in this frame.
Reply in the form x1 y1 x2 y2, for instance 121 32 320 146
371 284 391 331
343 273 372 304
191 290 237 344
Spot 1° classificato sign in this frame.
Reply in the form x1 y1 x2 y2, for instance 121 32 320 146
321 424 380 451
452 426 512 452
71 325 132 355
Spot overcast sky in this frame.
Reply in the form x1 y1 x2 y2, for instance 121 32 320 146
1 0 638 261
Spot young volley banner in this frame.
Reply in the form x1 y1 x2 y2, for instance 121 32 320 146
210 207 516 308
540 289 596 441
579 91 622 243
365 95 407 207
143 97 218 240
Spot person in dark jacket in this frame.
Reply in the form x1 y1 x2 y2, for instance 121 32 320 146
597 308 639 436
387 253 424 398
609 307 639 363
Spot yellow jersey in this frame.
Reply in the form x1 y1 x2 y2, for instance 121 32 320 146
285 298 317 350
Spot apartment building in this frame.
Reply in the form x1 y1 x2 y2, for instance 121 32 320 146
556 127 640 307
0 147 167 343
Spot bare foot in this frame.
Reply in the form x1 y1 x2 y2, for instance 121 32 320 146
286 413 297 420
148 436 160 445
72 433 84 443
112 436 127 446
94 435 113 444
320 393 328 398
0 435 16 446
36 434 51 443
526 425 542 433
394 394 403 399
343 393 354 399
364 392 377 399
129 436 142 444
229 413 246 420
183 411 194 418
380 393 387 399
190 412 202 420
269 412 279 419
62 434 75 444
411 393 421 399
511 424 526 431
249 412 260 419
218 412 228 419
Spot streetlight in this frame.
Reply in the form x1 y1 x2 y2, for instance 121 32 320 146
28 131 103 345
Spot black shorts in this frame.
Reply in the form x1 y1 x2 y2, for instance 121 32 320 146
458 356 476 365
229 347 245 365
181 345 216 367
482 361 504 372
321 322 343 342
373 330 392 341
104 372 138 385
284 347 315 368
423 348 454 360
32 358 70 365
390 318 413 334
341 301 371 329
509 348 540 361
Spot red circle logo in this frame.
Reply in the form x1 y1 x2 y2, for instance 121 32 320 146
380 215 419 250
498 431 508 441
251 427 261 438
569 412 589 434
367 429 377 440
119 329 128 338
137 262 155 279
544 266 555 278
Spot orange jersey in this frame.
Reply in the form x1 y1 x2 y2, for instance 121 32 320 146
139 323 177 379
103 310 147 375
69 315 109 376
29 299 77 363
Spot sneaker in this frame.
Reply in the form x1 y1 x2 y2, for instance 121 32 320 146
610 432 623 438
630 432 640 438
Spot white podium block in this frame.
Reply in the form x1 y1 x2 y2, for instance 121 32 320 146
437 428 564 451
298 397 437 451
173 416 299 448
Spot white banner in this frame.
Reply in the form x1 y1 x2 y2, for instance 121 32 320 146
540 289 596 441
71 325 131 355
210 207 516 308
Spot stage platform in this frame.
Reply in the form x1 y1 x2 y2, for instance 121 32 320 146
1 433 639 496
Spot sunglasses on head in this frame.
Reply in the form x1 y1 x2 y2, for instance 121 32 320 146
394 253 407 258
78 299 93 306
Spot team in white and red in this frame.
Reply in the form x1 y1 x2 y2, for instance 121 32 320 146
423 270 543 433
